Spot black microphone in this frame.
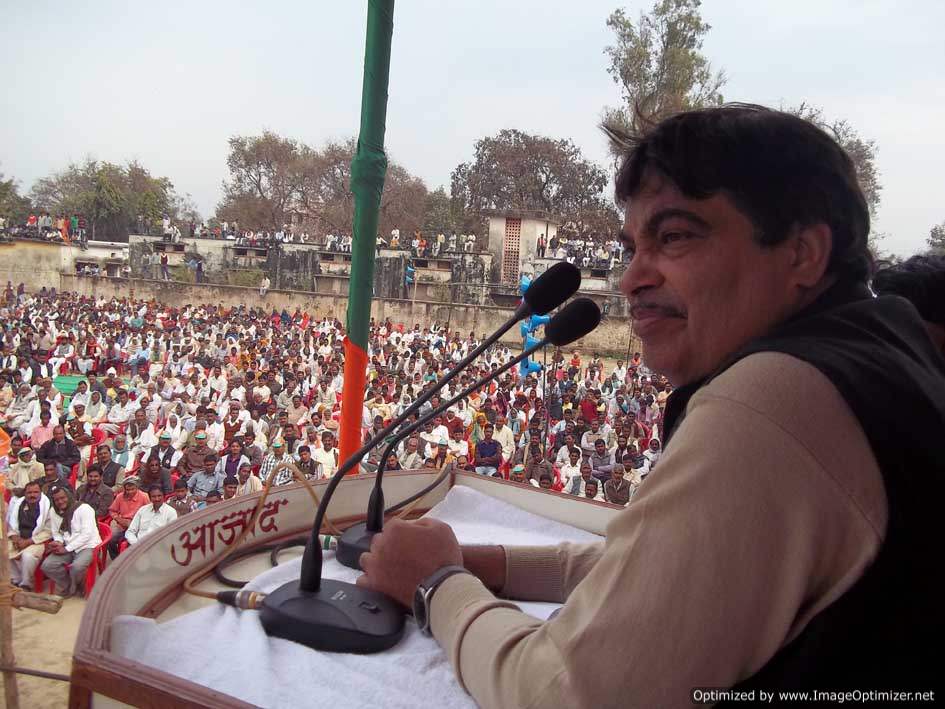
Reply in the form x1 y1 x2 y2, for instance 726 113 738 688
258 264 580 654
335 297 601 570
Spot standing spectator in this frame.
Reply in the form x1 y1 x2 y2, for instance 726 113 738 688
160 252 170 280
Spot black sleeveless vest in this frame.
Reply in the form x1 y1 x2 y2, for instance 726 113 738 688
662 281 944 694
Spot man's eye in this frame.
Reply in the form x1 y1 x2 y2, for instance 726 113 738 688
660 231 688 245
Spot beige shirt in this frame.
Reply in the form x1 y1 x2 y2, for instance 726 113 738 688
431 353 887 708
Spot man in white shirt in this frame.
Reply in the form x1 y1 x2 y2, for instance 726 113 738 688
101 389 135 435
41 486 102 596
6 481 52 588
126 485 178 546
313 430 338 478
446 427 469 459
491 414 515 463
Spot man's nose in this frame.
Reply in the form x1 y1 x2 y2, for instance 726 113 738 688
620 249 662 298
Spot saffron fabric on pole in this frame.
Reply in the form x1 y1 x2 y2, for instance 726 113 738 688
339 0 395 469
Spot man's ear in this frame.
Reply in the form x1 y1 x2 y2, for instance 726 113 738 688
789 223 832 287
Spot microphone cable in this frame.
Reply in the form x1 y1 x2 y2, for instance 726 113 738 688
210 468 451 590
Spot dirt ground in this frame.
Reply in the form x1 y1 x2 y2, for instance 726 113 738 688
1 596 84 708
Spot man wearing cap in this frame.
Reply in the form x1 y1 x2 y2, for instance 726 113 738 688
142 430 183 474
179 431 213 478
260 440 295 486
6 446 43 497
107 477 149 559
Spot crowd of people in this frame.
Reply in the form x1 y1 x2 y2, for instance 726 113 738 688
1 285 666 596
1 213 89 247
538 233 626 269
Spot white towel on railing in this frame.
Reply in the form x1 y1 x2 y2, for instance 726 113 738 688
111 485 601 709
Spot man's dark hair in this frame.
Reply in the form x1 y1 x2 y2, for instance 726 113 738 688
872 255 945 325
204 454 218 463
223 476 238 486
612 104 872 283
148 484 164 496
173 478 188 490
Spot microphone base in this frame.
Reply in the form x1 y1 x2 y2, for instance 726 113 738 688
336 522 375 570
259 578 406 654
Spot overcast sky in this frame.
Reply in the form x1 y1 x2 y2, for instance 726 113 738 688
2 0 942 256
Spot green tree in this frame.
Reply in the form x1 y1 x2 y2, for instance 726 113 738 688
0 169 32 224
29 159 186 240
451 129 619 237
421 186 454 234
928 221 945 255
602 0 725 144
218 133 428 236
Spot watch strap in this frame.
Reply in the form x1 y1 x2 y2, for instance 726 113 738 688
416 564 469 635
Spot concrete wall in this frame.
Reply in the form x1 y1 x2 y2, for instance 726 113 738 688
57 275 640 357
0 239 129 291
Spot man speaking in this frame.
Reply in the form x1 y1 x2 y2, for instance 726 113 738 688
357 105 944 706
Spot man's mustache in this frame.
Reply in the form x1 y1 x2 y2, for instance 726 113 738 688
629 300 687 319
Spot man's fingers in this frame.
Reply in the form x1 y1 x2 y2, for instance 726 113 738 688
359 551 374 572
355 573 374 590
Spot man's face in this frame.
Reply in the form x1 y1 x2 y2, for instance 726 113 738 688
407 438 418 453
300 449 311 462
150 488 164 505
484 425 494 440
584 482 598 498
97 447 111 464
44 464 58 480
619 176 812 386
87 469 102 488
322 432 334 449
204 459 216 473
223 483 237 498
52 425 64 442
24 484 41 505
52 488 69 512
123 483 138 498
595 441 606 456
175 486 188 500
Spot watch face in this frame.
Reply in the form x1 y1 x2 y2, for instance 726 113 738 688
412 586 428 631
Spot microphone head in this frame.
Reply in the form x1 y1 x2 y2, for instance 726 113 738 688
522 262 581 315
545 297 602 346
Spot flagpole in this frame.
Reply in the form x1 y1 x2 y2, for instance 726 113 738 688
338 0 395 470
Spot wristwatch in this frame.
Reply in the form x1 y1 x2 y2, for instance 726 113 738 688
413 565 469 636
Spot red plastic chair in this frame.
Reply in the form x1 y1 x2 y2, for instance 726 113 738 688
34 521 112 595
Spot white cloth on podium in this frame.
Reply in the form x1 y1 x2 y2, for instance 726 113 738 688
111 485 601 708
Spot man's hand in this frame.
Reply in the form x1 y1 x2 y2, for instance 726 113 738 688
356 517 463 607
48 541 66 554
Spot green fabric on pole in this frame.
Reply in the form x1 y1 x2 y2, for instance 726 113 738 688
340 0 395 465
346 0 395 351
